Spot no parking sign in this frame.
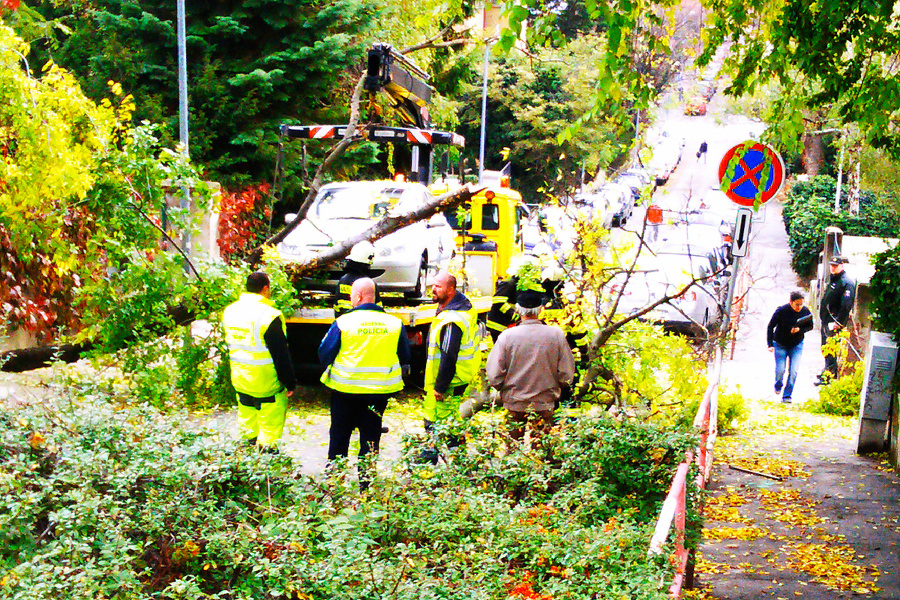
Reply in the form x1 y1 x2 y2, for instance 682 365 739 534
718 141 785 207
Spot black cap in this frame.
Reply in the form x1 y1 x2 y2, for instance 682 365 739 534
829 255 847 265
516 289 544 309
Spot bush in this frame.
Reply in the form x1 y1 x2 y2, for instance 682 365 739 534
781 176 900 277
807 364 864 417
681 387 748 436
869 243 900 348
0 397 695 599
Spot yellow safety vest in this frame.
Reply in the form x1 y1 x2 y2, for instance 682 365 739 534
222 293 285 397
321 309 404 394
424 308 480 392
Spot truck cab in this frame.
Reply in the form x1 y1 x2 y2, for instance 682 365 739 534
431 171 530 285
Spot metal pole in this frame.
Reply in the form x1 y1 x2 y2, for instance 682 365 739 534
478 40 492 184
177 0 191 270
722 255 741 335
834 135 844 212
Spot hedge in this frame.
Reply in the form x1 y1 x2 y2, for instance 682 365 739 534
781 176 900 277
0 397 698 599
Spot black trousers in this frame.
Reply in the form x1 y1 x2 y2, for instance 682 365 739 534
327 391 390 461
821 325 840 376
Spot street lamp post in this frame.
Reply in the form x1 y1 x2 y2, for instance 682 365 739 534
176 0 191 271
478 38 494 184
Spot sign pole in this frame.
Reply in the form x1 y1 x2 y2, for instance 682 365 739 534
717 142 784 346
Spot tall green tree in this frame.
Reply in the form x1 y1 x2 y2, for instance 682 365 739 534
701 0 900 158
21 0 380 191
456 37 630 201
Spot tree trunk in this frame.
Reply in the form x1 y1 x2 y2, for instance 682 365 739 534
1 343 93 373
802 132 824 176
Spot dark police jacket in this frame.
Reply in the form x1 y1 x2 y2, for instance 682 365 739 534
819 271 856 326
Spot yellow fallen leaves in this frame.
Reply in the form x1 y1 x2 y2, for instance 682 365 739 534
758 489 825 527
693 554 732 575
704 526 767 541
781 542 880 593
704 489 753 524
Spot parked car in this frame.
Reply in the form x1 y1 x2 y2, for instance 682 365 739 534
275 181 456 298
615 167 654 205
525 202 592 259
609 254 722 337
653 226 732 297
599 183 634 228
642 130 685 186
572 191 615 230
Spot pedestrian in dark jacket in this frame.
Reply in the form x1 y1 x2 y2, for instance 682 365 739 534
766 291 814 403
817 256 856 383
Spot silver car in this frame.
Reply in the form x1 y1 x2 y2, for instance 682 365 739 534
608 254 722 337
276 181 456 298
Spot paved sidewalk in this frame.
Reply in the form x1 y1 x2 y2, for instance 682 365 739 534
688 194 900 598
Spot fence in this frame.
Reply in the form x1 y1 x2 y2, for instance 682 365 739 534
649 345 722 597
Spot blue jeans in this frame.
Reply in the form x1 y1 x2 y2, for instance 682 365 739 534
773 341 803 399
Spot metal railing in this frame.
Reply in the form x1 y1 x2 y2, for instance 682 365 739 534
649 345 722 597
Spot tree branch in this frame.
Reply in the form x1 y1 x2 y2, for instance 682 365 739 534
245 74 368 265
284 185 482 278
400 20 468 54
127 199 204 282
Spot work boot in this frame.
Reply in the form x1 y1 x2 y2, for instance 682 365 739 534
417 447 439 465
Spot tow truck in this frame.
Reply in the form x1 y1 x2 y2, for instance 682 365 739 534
275 43 499 377
430 168 530 295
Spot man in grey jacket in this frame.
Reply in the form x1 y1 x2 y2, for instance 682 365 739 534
486 289 575 440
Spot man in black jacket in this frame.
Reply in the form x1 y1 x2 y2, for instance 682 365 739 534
766 291 814 403
817 256 856 383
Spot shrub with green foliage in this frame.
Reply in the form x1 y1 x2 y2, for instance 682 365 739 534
781 176 900 277
0 397 696 599
681 387 748 436
807 364 864 417
869 243 900 348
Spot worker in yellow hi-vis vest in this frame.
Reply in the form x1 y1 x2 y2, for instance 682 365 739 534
222 272 296 450
335 241 381 317
319 277 410 488
420 272 480 463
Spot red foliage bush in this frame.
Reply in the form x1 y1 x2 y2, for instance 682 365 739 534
0 208 93 341
217 183 272 263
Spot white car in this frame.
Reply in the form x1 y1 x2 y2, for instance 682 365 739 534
614 167 654 205
608 254 722 337
654 224 732 276
598 182 634 228
275 181 456 298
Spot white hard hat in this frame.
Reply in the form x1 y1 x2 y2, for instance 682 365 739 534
507 253 540 278
348 241 376 264
541 264 566 282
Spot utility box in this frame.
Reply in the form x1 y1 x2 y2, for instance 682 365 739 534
857 331 898 454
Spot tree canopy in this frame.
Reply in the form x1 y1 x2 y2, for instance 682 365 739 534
22 0 381 190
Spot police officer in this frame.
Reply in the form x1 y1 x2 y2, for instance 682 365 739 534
319 278 410 485
335 241 380 317
817 255 856 383
222 272 296 450
421 273 480 456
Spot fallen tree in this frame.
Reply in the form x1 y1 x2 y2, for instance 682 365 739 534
282 184 482 277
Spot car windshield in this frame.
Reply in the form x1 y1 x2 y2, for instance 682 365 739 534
312 186 407 221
